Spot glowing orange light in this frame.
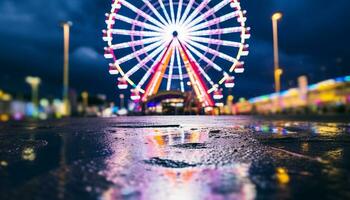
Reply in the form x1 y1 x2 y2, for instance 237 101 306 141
276 167 290 184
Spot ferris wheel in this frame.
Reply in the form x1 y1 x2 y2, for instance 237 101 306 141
103 0 250 107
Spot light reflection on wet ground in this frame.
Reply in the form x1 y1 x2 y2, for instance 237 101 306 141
0 116 350 200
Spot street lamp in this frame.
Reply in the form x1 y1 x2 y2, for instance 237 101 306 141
81 91 89 109
61 21 73 116
272 12 283 94
25 76 41 109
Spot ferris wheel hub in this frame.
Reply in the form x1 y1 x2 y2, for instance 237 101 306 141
172 31 178 37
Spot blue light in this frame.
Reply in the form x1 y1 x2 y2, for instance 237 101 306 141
308 84 318 91
335 77 344 83
345 76 350 82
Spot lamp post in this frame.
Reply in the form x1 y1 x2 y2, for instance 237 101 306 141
81 91 89 113
25 76 41 110
272 12 283 94
61 21 73 116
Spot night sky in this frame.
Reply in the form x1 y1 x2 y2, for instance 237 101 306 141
1 0 349 101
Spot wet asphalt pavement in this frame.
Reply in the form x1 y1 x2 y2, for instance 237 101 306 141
0 116 350 200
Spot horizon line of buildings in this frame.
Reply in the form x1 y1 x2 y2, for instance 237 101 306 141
234 75 350 115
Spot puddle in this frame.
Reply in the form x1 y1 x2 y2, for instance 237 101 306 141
112 124 181 128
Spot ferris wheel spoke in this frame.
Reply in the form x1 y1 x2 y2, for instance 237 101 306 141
189 27 243 37
175 46 185 92
110 36 162 50
142 0 169 26
166 46 176 91
175 0 183 25
184 39 238 63
185 0 231 30
190 36 242 48
181 42 217 87
113 14 164 33
178 0 195 25
181 0 211 28
117 39 165 64
182 41 223 72
178 41 214 106
158 0 172 24
188 12 240 32
143 41 175 99
183 0 211 27
125 42 166 78
111 29 163 37
120 0 167 29
136 48 167 91
183 42 230 92
169 0 176 24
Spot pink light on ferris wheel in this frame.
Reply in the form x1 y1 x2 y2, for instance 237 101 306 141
130 89 141 102
225 77 235 88
109 63 119 75
213 90 224 100
117 78 128 90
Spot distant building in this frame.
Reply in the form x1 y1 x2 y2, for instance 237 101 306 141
238 75 350 115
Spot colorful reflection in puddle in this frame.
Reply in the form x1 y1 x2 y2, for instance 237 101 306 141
143 165 255 200
250 122 350 137
100 128 256 200
145 128 209 146
250 124 297 136
101 164 256 200
310 123 347 137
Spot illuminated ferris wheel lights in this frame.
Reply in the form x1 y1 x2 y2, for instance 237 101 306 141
242 27 251 39
105 15 116 25
104 48 113 59
240 45 249 56
225 77 236 88
237 17 247 24
233 61 245 73
130 90 141 101
230 2 239 9
117 78 128 90
108 64 119 75
113 3 122 9
213 90 224 100
102 30 112 42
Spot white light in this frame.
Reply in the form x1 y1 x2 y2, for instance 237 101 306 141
103 36 112 42
104 53 113 59
109 69 119 75
235 68 245 73
131 95 141 101
225 82 235 88
118 84 128 90
213 91 224 100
